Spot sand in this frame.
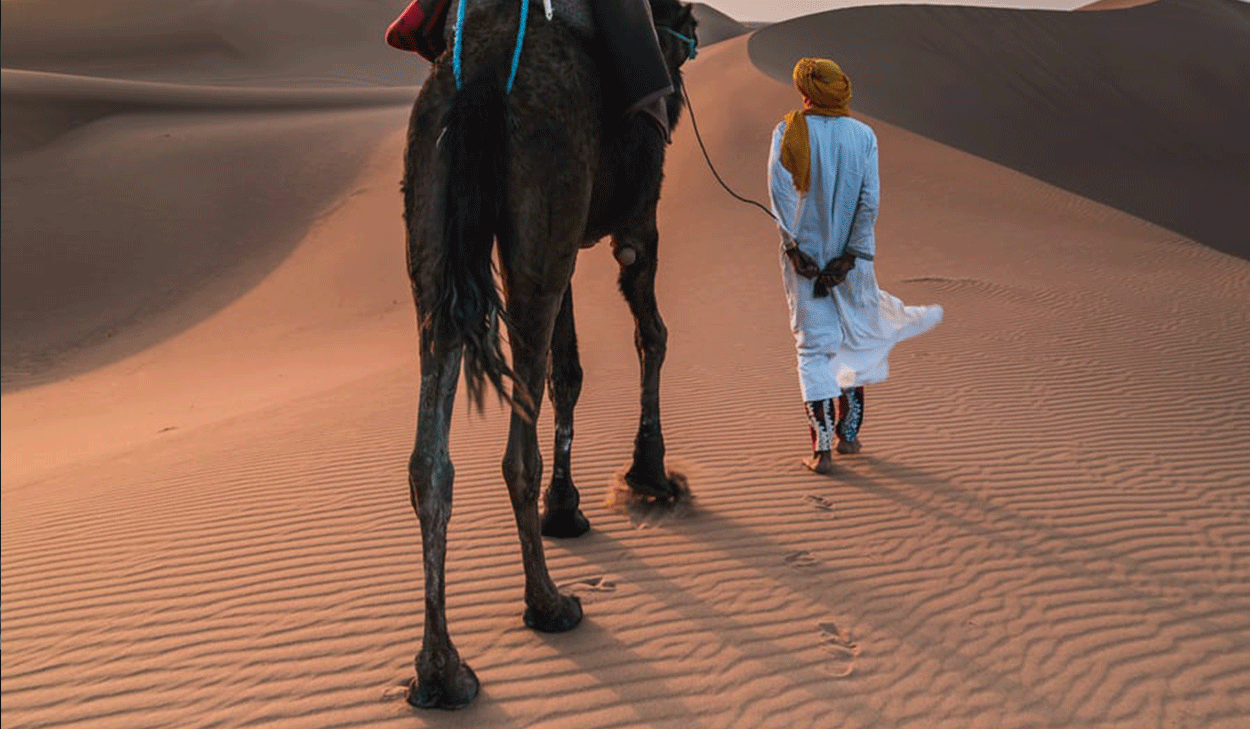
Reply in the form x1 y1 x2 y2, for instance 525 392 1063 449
3 1 1248 728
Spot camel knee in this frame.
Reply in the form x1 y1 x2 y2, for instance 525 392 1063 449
409 451 455 522
565 360 584 393
651 321 668 351
551 361 583 409
501 448 543 504
636 320 667 360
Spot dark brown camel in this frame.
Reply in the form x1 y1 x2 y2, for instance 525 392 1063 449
400 0 697 709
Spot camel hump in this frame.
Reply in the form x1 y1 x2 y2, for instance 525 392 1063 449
447 0 673 119
448 0 595 39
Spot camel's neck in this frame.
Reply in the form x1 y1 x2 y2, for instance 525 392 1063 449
447 0 595 40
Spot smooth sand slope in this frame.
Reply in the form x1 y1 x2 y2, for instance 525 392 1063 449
688 3 752 44
750 0 1250 260
3 2 1249 728
0 0 425 86
0 0 427 390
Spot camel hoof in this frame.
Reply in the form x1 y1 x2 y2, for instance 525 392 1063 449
541 507 591 538
524 594 583 633
407 662 479 710
624 471 681 501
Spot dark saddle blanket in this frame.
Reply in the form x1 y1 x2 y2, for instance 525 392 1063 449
386 0 671 113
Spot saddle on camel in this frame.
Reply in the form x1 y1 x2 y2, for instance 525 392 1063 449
394 0 698 710
387 0 680 140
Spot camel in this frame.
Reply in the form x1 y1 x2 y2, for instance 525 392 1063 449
400 0 697 709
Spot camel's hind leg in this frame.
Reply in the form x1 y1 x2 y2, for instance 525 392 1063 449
402 67 480 707
406 340 480 709
617 206 681 499
498 283 584 630
542 285 591 538
497 224 584 632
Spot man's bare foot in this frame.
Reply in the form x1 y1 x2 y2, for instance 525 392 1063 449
804 451 836 474
836 439 862 455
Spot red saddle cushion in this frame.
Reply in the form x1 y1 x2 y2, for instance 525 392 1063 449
386 0 451 62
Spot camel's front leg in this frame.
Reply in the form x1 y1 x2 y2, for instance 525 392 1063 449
407 342 480 710
542 285 592 537
617 218 681 499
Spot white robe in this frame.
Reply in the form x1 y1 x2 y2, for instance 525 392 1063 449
768 116 943 403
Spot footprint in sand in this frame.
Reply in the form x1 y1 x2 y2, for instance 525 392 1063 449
803 494 836 513
817 621 859 678
380 683 410 703
784 550 819 569
558 575 617 595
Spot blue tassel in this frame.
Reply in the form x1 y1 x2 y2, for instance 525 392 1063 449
506 0 529 94
453 0 468 89
453 0 529 93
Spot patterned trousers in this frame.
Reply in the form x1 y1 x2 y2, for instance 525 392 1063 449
804 387 864 452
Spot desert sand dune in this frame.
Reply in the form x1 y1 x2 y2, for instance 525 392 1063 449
0 0 426 86
2 2 1248 729
688 3 751 44
1 0 423 391
1 69 413 155
1079 0 1161 9
1 102 407 390
749 0 1250 260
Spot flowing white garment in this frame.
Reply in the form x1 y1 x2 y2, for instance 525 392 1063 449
769 116 943 403
780 252 943 401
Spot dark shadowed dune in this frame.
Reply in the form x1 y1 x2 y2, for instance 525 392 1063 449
0 0 426 86
749 0 1250 259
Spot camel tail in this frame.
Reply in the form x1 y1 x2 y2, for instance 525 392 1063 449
432 73 529 415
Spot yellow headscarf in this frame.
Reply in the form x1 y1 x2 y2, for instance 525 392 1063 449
780 58 853 193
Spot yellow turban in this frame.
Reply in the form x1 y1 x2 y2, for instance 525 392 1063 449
780 58 853 193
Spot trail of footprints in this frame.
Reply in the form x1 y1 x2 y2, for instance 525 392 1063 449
796 495 859 676
388 489 848 703
789 494 835 568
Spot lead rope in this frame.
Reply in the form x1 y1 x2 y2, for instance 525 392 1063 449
453 0 533 94
680 83 778 224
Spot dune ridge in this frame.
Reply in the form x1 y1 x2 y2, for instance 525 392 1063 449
688 3 751 45
3 69 416 110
